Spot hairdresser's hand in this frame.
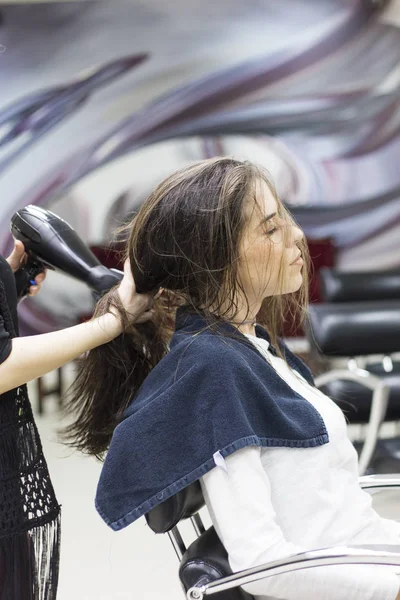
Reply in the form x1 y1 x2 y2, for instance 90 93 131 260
116 259 156 324
6 240 47 296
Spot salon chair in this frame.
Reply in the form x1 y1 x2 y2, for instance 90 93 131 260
306 300 400 474
145 477 400 600
319 268 400 304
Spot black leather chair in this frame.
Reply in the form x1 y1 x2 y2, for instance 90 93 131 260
319 268 400 304
306 300 400 473
146 481 251 600
145 479 400 600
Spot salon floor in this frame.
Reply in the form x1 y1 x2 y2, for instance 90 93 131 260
29 370 400 600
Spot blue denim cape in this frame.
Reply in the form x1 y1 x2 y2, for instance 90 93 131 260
95 307 329 531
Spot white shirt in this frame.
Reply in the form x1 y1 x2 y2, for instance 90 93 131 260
200 334 400 600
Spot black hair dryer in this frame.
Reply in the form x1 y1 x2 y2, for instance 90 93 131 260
10 205 123 298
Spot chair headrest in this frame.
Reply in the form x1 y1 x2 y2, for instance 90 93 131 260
145 481 205 534
306 301 400 357
320 268 400 303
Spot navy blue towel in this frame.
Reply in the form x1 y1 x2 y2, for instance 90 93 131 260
95 307 328 530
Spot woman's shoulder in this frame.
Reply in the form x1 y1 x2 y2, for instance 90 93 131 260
125 332 252 415
168 328 268 376
170 330 315 387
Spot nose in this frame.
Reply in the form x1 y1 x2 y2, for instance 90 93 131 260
287 223 304 246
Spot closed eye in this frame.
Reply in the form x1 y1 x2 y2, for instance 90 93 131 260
265 226 278 236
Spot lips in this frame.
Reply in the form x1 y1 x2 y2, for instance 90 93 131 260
291 253 303 266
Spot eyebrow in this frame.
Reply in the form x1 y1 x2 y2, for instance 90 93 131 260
258 212 276 227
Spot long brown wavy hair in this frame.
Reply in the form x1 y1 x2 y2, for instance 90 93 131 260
62 157 309 458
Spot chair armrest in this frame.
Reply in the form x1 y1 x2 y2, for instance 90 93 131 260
314 369 390 475
186 545 400 599
359 474 400 490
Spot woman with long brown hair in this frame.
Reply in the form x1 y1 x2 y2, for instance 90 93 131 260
66 157 400 600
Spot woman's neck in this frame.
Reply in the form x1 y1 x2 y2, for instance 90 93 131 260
205 294 261 336
223 299 261 336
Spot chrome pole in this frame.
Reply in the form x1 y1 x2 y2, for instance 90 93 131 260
191 514 206 537
168 526 186 561
187 545 400 598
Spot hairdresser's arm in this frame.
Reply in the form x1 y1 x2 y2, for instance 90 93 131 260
0 259 155 395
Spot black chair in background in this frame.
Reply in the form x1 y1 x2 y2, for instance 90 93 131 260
306 300 400 474
145 479 400 600
319 268 400 304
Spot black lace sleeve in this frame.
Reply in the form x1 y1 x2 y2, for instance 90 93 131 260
0 254 61 600
0 254 18 364
0 314 11 365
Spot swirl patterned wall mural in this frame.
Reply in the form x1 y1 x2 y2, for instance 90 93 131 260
0 0 399 332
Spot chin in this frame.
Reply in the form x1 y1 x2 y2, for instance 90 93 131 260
283 274 303 295
260 273 303 299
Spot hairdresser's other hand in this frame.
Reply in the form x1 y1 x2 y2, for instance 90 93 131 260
6 240 47 296
117 258 155 324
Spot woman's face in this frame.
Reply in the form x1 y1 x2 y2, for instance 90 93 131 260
237 178 304 308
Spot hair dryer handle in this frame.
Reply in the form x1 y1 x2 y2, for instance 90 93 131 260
14 255 47 299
